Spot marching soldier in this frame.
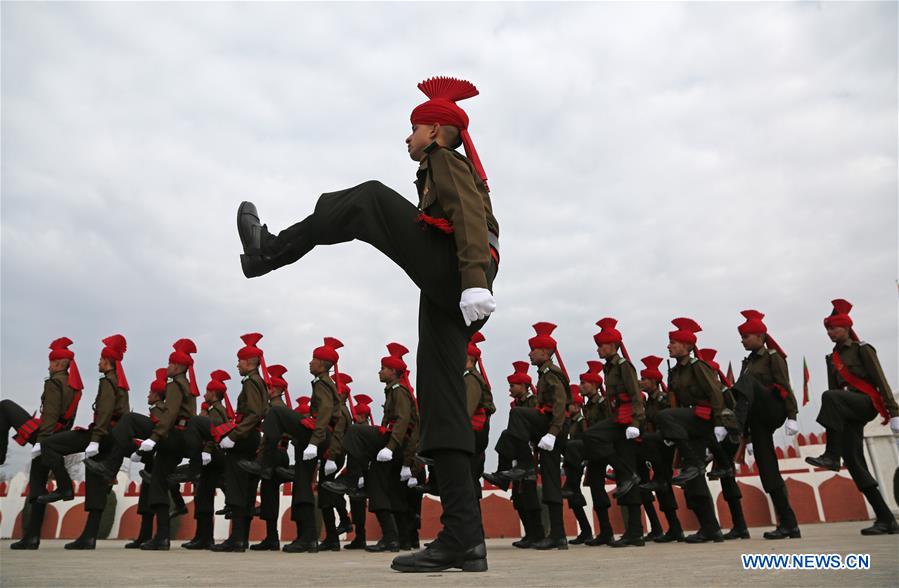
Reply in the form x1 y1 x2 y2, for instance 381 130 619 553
637 355 684 543
465 332 495 493
344 394 374 550
697 348 748 540
240 337 343 553
580 318 645 547
123 369 169 549
4 337 83 550
498 361 544 548
317 372 355 551
137 338 200 550
806 299 899 535
200 334 269 552
40 335 130 550
485 322 571 550
237 76 497 573
251 363 291 551
563 385 593 544
655 318 726 543
322 343 419 554
734 310 801 540
182 370 232 550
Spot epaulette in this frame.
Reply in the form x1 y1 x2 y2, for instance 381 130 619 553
689 357 698 365
391 383 402 390
615 356 626 365
312 376 321 384
463 370 471 376
424 141 440 154
540 365 550 374
768 349 778 355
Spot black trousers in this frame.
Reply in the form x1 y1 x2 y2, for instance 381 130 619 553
1 399 36 463
495 408 566 504
194 449 225 516
580 418 641 506
471 420 490 495
318 455 347 511
734 373 789 493
563 439 588 508
259 448 289 520
264 180 496 551
638 432 678 512
149 429 189 508
96 412 154 473
584 462 612 510
265 181 497 455
656 408 714 500
42 429 117 511
816 388 879 490
343 424 404 513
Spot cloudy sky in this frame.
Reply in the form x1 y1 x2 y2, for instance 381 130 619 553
2 2 896 474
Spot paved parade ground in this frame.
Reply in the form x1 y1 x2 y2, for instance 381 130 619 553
1 521 896 587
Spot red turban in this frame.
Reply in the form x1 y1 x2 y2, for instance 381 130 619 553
48 337 83 391
168 338 199 396
579 360 604 385
313 337 343 364
150 367 168 394
101 334 130 391
381 342 409 373
640 355 664 382
206 370 235 419
824 299 858 340
593 317 631 362
738 310 786 357
669 318 702 346
507 361 532 386
410 76 489 190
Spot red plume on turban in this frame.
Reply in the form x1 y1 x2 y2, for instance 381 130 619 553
507 361 532 386
206 370 234 419
639 355 664 381
697 348 732 387
410 76 489 190
150 367 168 394
468 332 491 389
238 333 271 387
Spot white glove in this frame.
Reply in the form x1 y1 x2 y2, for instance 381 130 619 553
324 460 338 475
744 443 755 469
407 477 418 488
625 427 640 440
889 416 899 434
139 438 156 453
459 288 496 327
357 477 365 489
130 451 142 462
84 441 100 458
785 419 800 436
219 436 235 450
377 447 393 462
400 466 412 481
537 433 556 452
713 426 727 442
302 443 318 461
31 443 42 458
201 452 212 466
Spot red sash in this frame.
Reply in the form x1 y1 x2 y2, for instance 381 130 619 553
13 388 82 445
211 412 243 442
693 401 712 421
471 407 488 432
832 350 890 425
771 383 789 401
614 393 633 425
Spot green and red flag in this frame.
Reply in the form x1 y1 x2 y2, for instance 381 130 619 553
802 356 810 406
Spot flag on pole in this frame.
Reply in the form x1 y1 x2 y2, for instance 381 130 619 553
726 362 735 388
802 356 810 406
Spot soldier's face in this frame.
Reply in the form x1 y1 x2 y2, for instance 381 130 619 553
148 390 160 404
237 358 255 376
378 366 397 383
509 383 525 397
580 381 597 398
741 332 764 351
406 124 437 161
668 340 689 358
166 362 184 377
529 348 551 365
98 357 113 373
309 358 328 375
466 356 476 370
49 359 67 373
596 343 617 359
826 326 849 343
638 378 653 392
